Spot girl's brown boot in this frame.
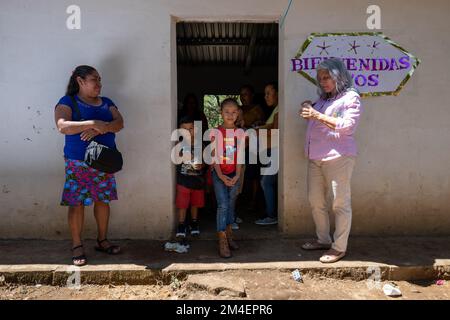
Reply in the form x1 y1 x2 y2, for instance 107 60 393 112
226 224 239 250
218 231 231 258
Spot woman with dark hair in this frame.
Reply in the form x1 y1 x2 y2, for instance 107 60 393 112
299 58 363 263
54 65 124 266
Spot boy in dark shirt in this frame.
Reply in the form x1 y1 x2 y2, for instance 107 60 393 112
175 116 205 237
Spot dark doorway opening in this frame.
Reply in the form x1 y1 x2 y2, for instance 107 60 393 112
176 21 279 240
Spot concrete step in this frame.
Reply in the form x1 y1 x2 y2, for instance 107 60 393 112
0 237 449 285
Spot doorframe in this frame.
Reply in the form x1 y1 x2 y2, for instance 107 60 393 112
169 14 285 234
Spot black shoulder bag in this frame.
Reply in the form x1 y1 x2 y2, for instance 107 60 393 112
70 96 123 174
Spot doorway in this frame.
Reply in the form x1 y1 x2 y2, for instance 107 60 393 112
175 21 279 240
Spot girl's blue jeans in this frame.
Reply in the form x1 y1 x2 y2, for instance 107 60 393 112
212 169 241 232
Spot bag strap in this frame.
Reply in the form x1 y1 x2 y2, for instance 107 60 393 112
69 95 83 121
70 95 101 144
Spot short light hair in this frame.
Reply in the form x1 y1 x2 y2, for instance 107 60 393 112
316 58 355 98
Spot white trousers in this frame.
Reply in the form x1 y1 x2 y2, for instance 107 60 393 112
307 156 356 252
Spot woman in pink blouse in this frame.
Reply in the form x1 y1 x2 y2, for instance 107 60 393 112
299 58 363 263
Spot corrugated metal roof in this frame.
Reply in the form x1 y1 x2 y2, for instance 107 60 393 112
176 22 278 67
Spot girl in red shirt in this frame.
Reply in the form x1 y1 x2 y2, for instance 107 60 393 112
211 98 245 258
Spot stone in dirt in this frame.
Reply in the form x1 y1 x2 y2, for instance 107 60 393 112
186 273 246 297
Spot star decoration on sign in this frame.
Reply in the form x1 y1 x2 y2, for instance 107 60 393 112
348 40 361 54
366 41 380 54
316 41 331 55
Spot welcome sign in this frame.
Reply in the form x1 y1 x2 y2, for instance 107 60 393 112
291 33 420 97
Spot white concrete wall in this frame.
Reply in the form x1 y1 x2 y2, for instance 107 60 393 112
0 0 284 239
1 0 449 239
281 0 450 236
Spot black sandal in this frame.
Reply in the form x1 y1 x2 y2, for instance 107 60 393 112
95 238 121 255
71 244 87 266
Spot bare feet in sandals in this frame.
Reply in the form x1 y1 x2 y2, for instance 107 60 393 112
301 240 332 251
71 244 87 266
319 249 345 263
95 239 121 255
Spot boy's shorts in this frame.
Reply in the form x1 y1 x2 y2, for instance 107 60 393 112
176 184 205 209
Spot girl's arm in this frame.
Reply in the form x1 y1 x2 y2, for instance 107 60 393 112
230 164 243 186
213 164 224 178
235 164 242 178
213 163 232 186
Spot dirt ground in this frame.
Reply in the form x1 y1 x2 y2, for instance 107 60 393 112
0 270 449 300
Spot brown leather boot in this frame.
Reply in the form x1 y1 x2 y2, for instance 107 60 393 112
226 224 239 250
217 231 231 258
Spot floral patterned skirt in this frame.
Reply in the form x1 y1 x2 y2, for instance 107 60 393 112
61 158 118 206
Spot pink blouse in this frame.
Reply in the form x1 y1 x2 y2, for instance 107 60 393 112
305 90 363 161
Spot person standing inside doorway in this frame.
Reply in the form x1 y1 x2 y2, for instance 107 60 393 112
255 82 279 226
240 85 265 129
175 116 206 238
54 65 124 266
299 58 363 263
211 98 244 258
239 85 265 215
